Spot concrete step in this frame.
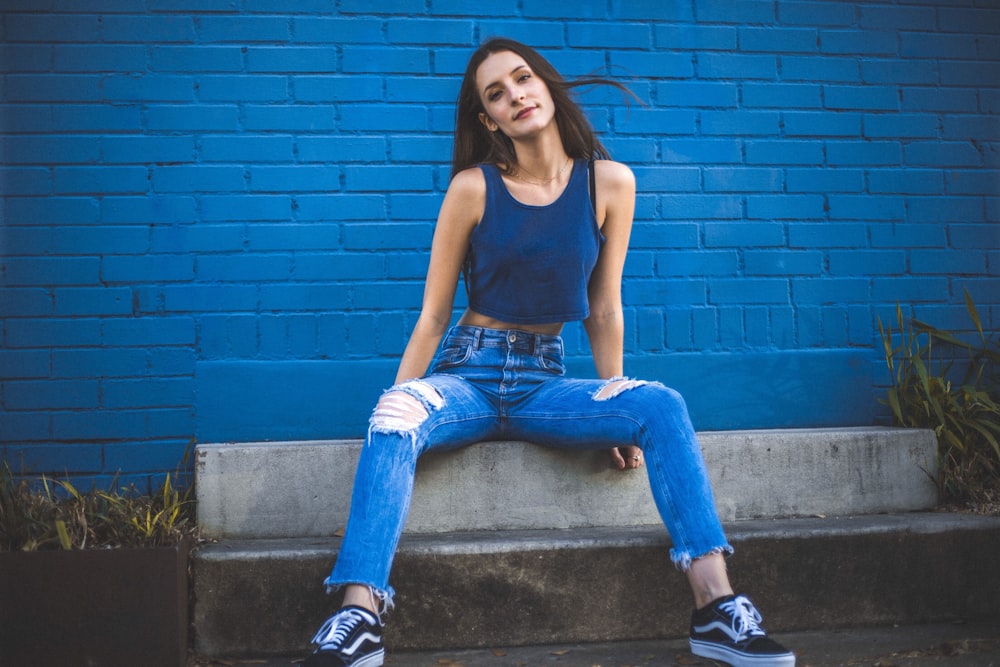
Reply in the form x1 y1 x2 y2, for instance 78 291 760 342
194 427 939 538
191 512 1000 658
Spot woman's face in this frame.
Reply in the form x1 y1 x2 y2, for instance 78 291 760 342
475 49 556 139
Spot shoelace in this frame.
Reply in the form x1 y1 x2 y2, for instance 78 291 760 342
311 609 367 648
718 595 767 642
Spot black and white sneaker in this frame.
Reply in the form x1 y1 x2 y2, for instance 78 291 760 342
303 605 384 667
689 594 795 666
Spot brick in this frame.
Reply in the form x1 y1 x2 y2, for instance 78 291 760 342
902 197 987 225
1 167 52 195
746 140 824 166
901 87 978 113
198 314 258 358
6 196 100 225
0 350 50 379
100 15 195 42
146 104 240 131
623 279 706 307
150 46 242 73
52 409 149 441
201 135 294 162
873 276 950 303
710 278 789 305
910 250 988 276
297 137 386 163
655 81 736 108
246 47 337 73
342 223 433 250
296 194 386 221
697 0 775 24
476 21 564 48
102 317 195 347
5 379 100 410
2 256 100 287
660 139 741 165
245 223 340 251
949 224 1000 250
0 288 54 317
784 167 865 193
660 195 743 221
864 113 939 139
102 196 197 224
868 169 944 195
5 136 101 165
343 47 429 74
632 166 699 193
387 18 473 45
153 165 245 193
704 167 783 192
905 142 982 168
343 165 435 192
201 195 291 221
197 15 291 42
862 59 939 86
388 194 442 220
197 254 293 282
779 2 855 27
788 223 867 248
793 277 869 305
291 17 383 44
820 30 897 56
295 75 383 103
258 284 350 311
781 56 860 83
102 136 195 163
870 223 946 249
825 85 898 111
4 444 102 475
704 222 785 248
6 74 104 102
700 110 781 136
900 32 978 60
6 317 102 350
294 253 385 281
742 83 822 109
745 250 824 276
244 105 337 131
160 284 258 312
340 104 430 132
938 7 1000 34
747 194 826 220
741 27 818 53
698 53 777 80
654 25 735 50
656 250 739 277
198 75 288 102
0 45 53 73
5 14 100 43
101 254 196 284
828 195 905 221
613 0 692 20
826 140 900 166
248 166 339 193
829 250 906 276
942 114 1000 142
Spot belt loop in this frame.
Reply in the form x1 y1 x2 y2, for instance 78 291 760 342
530 332 539 355
472 327 483 349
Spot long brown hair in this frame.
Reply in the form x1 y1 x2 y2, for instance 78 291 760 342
451 38 635 179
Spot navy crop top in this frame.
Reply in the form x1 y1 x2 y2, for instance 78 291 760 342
465 159 605 325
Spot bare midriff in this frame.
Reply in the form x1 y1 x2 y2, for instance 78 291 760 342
457 308 564 336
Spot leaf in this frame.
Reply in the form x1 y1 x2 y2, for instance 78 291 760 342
55 520 72 550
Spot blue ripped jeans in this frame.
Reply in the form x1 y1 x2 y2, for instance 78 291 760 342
325 325 732 604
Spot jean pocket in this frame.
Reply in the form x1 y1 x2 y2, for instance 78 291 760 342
538 351 566 375
431 342 474 371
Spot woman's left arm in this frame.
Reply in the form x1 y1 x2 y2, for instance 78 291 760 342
583 161 641 471
584 160 635 380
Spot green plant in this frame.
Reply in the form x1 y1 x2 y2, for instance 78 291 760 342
878 291 1000 508
0 462 198 551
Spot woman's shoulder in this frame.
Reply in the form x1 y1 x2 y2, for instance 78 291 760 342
448 165 488 195
592 159 634 184
592 159 635 197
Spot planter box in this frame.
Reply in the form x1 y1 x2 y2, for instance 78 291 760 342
0 538 189 667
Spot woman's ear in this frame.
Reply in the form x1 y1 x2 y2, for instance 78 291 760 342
478 112 498 132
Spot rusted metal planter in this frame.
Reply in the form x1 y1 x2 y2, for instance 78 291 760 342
0 538 190 667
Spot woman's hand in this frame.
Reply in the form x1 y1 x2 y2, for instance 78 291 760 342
609 445 643 470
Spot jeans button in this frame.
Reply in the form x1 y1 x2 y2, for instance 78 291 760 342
508 333 516 343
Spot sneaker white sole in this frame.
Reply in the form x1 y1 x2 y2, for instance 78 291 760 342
690 638 795 667
350 649 384 667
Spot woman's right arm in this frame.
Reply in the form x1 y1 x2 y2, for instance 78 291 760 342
393 167 485 384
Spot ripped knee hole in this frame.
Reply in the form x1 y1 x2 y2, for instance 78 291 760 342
594 377 649 401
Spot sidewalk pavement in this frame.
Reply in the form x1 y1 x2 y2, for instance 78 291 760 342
191 618 1000 667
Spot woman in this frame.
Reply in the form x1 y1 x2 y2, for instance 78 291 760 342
304 38 795 667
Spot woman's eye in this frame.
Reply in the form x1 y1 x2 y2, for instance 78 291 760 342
488 90 502 101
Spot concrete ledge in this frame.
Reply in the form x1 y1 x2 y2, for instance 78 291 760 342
191 512 1000 657
195 427 938 539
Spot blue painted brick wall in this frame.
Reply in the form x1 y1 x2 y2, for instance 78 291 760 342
1 1 998 489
